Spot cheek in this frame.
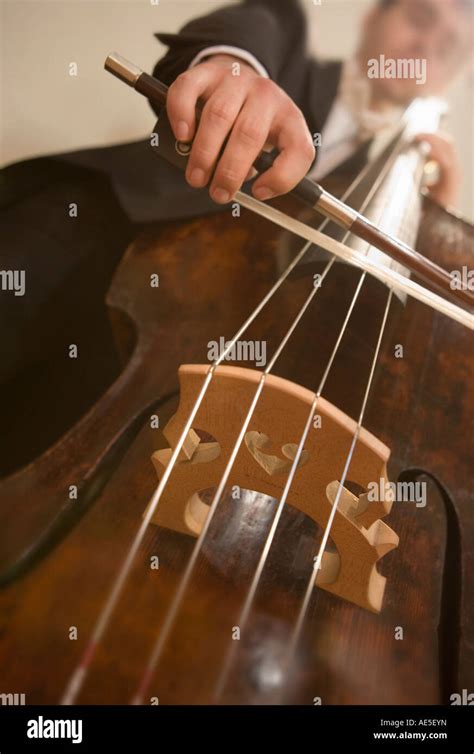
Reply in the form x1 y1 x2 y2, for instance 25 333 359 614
425 63 449 92
393 35 427 59
375 18 420 58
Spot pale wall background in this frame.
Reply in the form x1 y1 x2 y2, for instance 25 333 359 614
1 0 473 218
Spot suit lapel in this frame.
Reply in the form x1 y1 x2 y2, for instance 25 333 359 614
303 59 374 190
306 59 343 133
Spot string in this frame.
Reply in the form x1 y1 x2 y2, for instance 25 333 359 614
60 127 408 705
130 256 337 704
280 287 394 700
58 252 318 705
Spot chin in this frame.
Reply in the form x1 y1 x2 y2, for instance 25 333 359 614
380 80 422 105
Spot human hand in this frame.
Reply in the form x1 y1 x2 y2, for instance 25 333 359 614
165 54 316 204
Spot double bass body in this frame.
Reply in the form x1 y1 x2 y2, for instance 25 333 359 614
0 186 471 704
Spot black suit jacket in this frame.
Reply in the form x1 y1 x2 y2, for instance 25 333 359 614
46 0 372 224
0 0 400 436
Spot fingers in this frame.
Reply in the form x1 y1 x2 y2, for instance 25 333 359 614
207 81 277 202
251 108 316 200
185 79 249 194
166 66 216 142
415 132 461 207
415 132 455 168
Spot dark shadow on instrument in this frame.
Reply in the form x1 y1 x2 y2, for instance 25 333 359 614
0 391 178 588
398 468 462 702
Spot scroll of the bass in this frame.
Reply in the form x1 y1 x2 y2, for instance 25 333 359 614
0 176 472 704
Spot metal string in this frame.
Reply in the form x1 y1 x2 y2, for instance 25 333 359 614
280 287 394 700
59 243 324 705
130 255 336 704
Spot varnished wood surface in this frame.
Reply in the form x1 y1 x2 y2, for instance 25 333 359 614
0 192 472 703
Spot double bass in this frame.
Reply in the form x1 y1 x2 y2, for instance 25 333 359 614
0 53 473 710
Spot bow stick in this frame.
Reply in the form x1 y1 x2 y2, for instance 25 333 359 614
104 52 474 328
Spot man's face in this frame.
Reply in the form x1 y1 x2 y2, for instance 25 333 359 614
358 0 472 103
